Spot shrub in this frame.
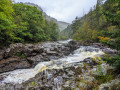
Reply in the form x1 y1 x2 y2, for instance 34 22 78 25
102 55 120 73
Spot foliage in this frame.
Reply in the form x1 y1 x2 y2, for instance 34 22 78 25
13 3 46 42
98 36 111 45
44 20 59 41
64 0 120 50
73 21 99 42
60 25 73 40
102 55 120 73
101 0 120 50
103 0 120 28
0 0 16 46
13 3 59 42
0 1 59 47
63 0 120 73
95 65 105 76
92 57 103 65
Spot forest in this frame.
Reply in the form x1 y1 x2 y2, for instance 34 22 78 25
0 0 59 47
61 0 120 73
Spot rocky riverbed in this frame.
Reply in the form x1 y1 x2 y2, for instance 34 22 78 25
0 40 79 73
0 40 120 90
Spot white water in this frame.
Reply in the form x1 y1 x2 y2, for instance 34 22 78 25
0 46 104 84
58 39 72 44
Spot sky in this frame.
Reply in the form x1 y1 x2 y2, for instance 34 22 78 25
15 0 97 23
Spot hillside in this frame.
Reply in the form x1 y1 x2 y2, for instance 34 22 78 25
25 2 70 31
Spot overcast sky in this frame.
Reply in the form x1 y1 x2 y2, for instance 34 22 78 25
15 0 97 23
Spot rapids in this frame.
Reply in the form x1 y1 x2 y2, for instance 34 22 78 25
0 44 104 84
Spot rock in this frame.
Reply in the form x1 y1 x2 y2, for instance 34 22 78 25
46 50 58 55
91 43 106 49
99 79 120 90
91 43 120 55
75 66 82 75
68 40 79 53
27 55 44 66
0 57 31 73
0 40 79 73
102 48 119 54
0 50 4 60
83 58 97 66
28 87 35 90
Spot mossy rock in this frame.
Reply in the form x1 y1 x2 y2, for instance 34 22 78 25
94 75 113 85
75 66 82 75
110 82 120 90
92 57 103 65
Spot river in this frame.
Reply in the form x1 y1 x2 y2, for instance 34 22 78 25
0 40 105 89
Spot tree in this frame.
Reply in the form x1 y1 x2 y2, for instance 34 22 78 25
0 0 16 46
104 0 120 28
73 21 98 42
13 3 46 42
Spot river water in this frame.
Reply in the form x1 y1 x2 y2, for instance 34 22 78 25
0 40 104 85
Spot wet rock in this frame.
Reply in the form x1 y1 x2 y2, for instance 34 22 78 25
0 50 4 60
91 43 107 49
83 58 97 66
27 55 44 65
91 43 120 55
46 50 58 56
0 40 79 73
0 61 115 90
102 48 120 55
68 40 79 53
0 57 31 73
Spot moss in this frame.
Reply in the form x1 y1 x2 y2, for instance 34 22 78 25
83 63 90 70
77 79 99 90
72 88 76 90
107 68 115 76
92 87 99 90
102 55 120 73
75 77 81 82
95 65 105 76
29 82 36 86
97 61 103 65
16 52 26 58
75 66 82 75
94 75 113 85
92 82 99 90
92 57 103 65
92 57 101 61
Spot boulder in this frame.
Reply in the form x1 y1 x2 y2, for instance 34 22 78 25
0 57 31 73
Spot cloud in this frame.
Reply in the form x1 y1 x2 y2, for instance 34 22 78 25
15 0 97 23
